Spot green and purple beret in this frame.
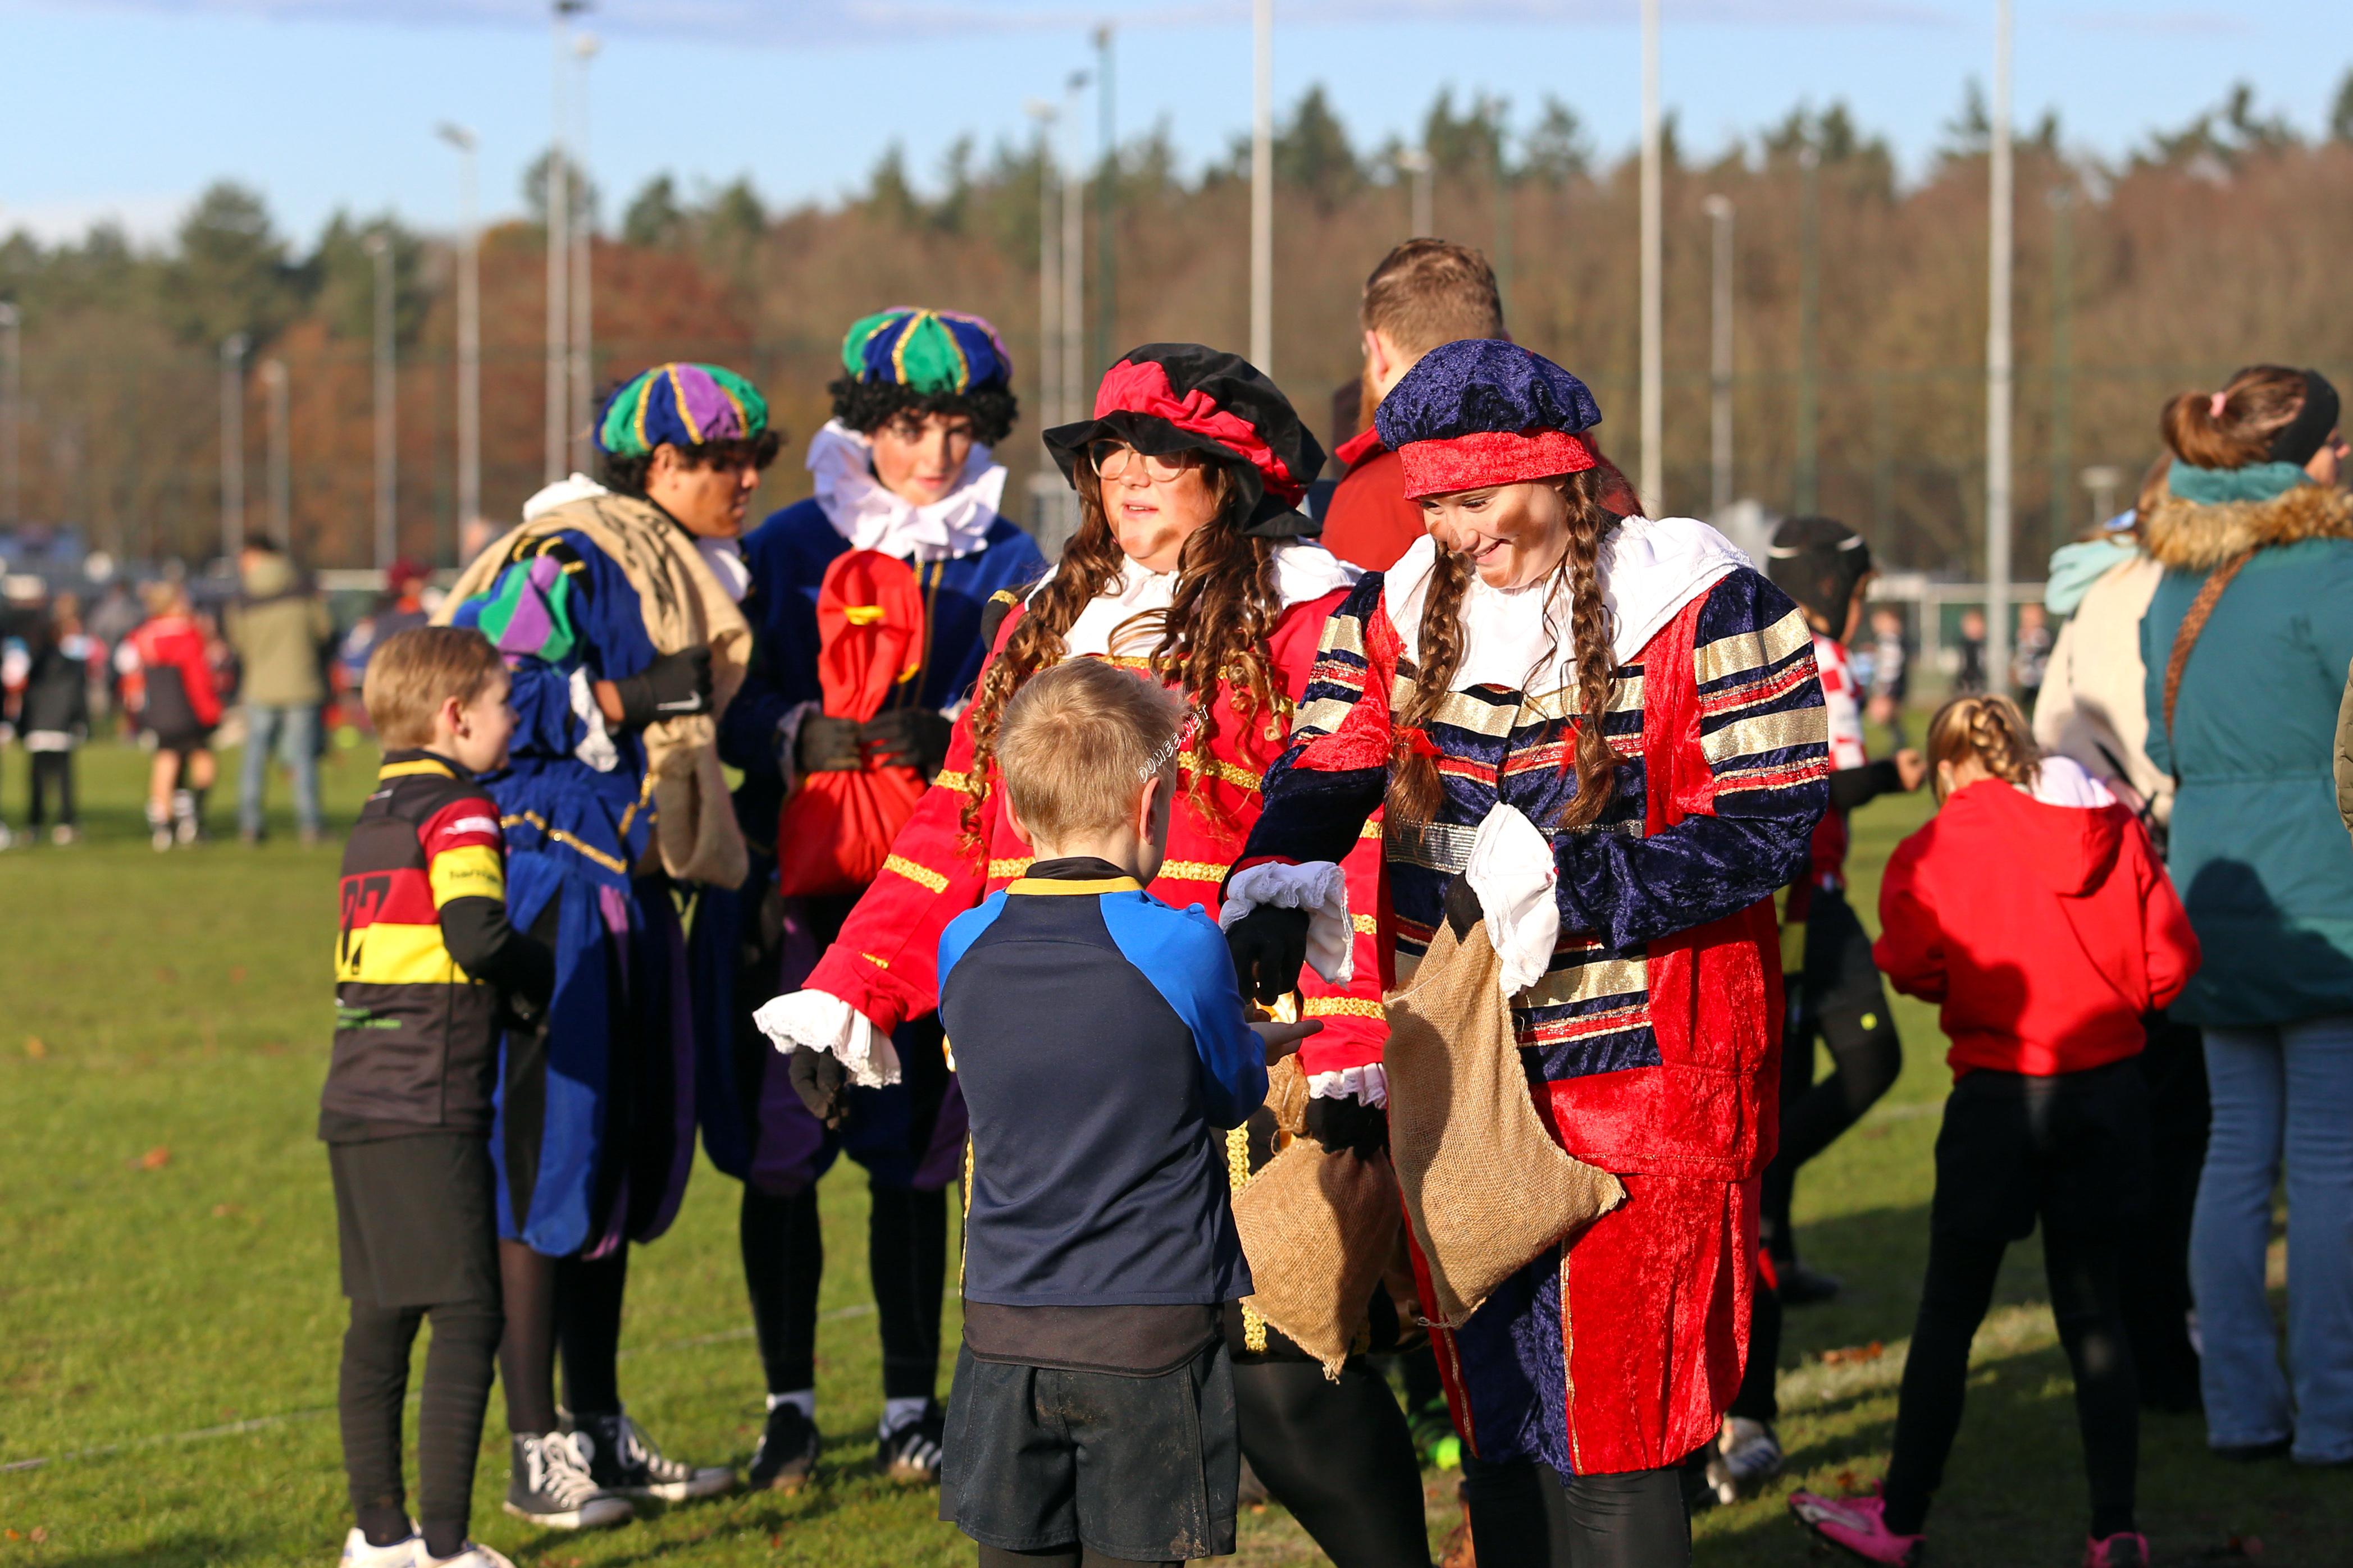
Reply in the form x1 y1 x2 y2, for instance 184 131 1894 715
596 362 771 458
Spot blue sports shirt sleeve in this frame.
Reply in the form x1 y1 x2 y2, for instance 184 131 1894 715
1097 894 1268 1129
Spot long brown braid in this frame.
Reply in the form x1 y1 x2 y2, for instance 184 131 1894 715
956 461 1284 848
1386 471 1624 829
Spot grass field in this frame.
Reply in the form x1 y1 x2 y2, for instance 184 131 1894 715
1 740 2344 1566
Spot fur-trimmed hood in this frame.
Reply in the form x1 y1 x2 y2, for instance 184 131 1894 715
2142 482 2353 572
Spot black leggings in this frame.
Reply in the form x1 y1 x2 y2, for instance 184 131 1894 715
975 1546 1173 1567
341 1298 501 1561
1759 890 1901 1259
740 1181 948 1400
1231 1357 1431 1568
28 752 74 827
497 1240 630 1435
1461 1453 1689 1567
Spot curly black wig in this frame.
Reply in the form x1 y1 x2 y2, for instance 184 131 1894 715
600 428 784 498
828 376 1019 447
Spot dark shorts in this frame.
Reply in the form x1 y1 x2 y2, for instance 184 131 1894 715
1930 1060 2152 1243
329 1133 501 1310
941 1340 1239 1561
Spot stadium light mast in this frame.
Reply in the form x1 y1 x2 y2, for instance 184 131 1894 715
1704 194 1734 518
546 0 588 481
1063 70 1089 439
1249 0 1273 375
1397 147 1432 238
571 31 599 476
437 122 481 543
1986 0 2014 694
0 303 18 527
260 358 290 549
367 232 396 569
1095 24 1116 378
1638 0 1662 513
220 332 248 564
1027 100 1060 432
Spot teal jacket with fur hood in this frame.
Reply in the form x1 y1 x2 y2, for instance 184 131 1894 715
2143 474 2353 1026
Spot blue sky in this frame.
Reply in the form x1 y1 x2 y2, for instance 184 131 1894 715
5 1 2348 248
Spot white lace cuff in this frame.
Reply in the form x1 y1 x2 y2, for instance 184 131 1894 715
1307 1063 1388 1108
1219 861 1354 985
568 667 619 774
751 989 902 1087
1465 804 1560 998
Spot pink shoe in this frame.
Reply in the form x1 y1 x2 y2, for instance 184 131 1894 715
2085 1531 2149 1567
1787 1485 1926 1566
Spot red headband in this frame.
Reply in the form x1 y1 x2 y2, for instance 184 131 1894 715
1396 428 1595 500
1093 358 1305 505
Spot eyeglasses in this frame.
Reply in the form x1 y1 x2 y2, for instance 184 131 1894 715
1088 441 1197 482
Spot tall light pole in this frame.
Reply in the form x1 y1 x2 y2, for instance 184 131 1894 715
437 122 481 542
1095 24 1116 377
545 1 587 481
1249 0 1274 374
0 303 19 526
1795 143 1821 514
1986 0 2015 694
1397 147 1432 239
260 358 290 548
367 232 396 569
220 331 248 563
1063 70 1089 434
1704 194 1735 518
571 31 600 475
1638 0 1662 513
1027 101 1060 432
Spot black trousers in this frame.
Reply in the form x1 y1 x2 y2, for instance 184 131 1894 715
341 1300 501 1558
1881 1063 2146 1540
2118 1012 2208 1410
1461 1452 1689 1567
1231 1357 1431 1568
28 751 75 826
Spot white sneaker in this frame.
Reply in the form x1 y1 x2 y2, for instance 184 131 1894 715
338 1525 418 1566
1704 1415 1784 1505
418 1544 518 1568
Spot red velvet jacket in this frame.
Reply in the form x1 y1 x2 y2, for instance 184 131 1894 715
800 588 1390 1080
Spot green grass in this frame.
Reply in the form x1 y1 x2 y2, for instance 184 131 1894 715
0 742 2343 1565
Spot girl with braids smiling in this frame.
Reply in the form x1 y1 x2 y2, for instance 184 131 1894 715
1225 341 1831 1567
761 346 1435 1568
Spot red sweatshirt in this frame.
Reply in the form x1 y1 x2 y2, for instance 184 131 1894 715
1873 761 2199 1079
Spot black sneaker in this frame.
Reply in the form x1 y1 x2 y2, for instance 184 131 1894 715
876 1401 945 1484
748 1403 822 1492
503 1430 632 1530
573 1406 736 1502
1776 1259 1843 1307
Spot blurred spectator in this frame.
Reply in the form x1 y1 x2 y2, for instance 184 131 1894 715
19 595 94 844
1863 605 1912 747
334 559 433 736
122 580 222 849
224 535 332 845
1953 607 1989 695
2012 601 2053 715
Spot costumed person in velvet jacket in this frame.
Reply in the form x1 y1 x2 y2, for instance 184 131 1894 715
1224 340 1828 1566
760 345 1439 1568
442 363 769 1528
701 308 1047 1492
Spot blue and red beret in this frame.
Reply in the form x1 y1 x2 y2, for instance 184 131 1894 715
1374 339 1602 500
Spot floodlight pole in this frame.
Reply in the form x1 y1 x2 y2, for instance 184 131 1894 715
1986 0 2015 694
1028 102 1060 431
1095 24 1116 377
0 303 18 527
571 32 599 475
367 232 396 569
260 358 290 549
1249 0 1273 374
1638 0 1662 513
1704 194 1734 518
437 123 481 540
220 332 248 564
1063 71 1089 436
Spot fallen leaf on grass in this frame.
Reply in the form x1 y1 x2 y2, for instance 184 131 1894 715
28 1528 45 1544
1820 1342 1884 1365
212 1203 244 1218
133 1146 171 1171
24 1036 46 1059
154 966 177 984
228 966 247 984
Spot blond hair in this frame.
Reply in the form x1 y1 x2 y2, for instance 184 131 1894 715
1926 693 2040 800
1360 239 1506 359
995 659 1187 848
363 626 508 748
140 580 189 617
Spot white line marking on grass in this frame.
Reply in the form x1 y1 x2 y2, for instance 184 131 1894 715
0 1302 881 1474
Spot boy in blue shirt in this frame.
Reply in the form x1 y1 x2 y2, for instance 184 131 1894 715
933 659 1318 1567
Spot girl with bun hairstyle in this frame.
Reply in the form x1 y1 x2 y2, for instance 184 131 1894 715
2136 365 2353 1466
1226 340 1831 1564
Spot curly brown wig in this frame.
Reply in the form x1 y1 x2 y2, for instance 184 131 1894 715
829 376 1018 447
600 429 783 497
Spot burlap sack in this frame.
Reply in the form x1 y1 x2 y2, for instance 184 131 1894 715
1387 913 1626 1327
1230 1058 1404 1378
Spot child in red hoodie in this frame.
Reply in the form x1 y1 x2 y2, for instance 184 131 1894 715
1790 694 2199 1568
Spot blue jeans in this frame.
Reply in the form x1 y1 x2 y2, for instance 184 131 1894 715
2190 1015 2353 1462
239 703 322 836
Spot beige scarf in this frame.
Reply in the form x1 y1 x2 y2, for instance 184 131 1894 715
441 493 751 888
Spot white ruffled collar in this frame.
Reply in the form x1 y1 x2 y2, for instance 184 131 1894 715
1383 515 1750 695
1046 543 1360 659
807 418 1007 560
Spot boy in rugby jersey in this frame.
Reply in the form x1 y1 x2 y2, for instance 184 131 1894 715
326 628 563 1568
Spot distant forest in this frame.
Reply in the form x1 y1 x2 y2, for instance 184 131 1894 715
6 73 2353 575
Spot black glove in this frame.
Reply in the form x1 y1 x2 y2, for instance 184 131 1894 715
863 707 954 774
1442 872 1484 941
1303 1093 1389 1159
610 645 712 728
1225 904 1310 1007
787 1046 850 1127
796 714 865 774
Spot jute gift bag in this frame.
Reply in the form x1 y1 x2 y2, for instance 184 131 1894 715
1386 910 1626 1327
1230 1058 1404 1378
